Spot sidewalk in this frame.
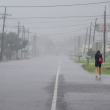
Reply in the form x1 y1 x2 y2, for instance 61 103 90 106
57 57 110 110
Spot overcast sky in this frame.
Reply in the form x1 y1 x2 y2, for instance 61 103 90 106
0 0 110 42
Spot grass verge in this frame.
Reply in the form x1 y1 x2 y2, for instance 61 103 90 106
74 58 110 64
82 64 110 75
73 57 95 64
75 59 95 63
0 58 30 63
73 57 110 75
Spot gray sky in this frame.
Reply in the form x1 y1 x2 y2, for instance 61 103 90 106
0 0 110 42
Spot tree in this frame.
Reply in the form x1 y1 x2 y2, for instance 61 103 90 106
87 48 96 59
0 32 28 60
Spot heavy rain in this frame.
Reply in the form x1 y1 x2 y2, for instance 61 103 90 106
0 0 110 110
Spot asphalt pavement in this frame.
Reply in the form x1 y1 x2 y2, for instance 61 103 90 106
57 56 110 110
0 56 60 110
0 56 110 110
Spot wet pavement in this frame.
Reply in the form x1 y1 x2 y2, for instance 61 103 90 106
57 57 110 110
0 56 110 110
0 56 60 110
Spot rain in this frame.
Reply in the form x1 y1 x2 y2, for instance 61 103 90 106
0 0 110 110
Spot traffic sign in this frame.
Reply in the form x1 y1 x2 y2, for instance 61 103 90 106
92 42 102 51
21 50 28 53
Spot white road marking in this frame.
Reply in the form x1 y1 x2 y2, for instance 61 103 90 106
51 60 61 110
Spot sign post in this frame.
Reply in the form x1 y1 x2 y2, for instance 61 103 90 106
86 56 91 65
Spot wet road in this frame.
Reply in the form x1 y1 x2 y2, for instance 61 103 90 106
57 57 110 110
0 56 110 110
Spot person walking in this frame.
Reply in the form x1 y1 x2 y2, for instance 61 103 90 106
95 50 103 80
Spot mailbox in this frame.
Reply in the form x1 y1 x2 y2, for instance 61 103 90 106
86 56 91 59
78 55 82 57
86 56 91 64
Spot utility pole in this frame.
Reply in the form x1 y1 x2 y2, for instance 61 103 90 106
23 25 25 40
75 36 76 56
31 36 33 57
70 36 71 49
33 36 35 57
104 6 106 63
21 25 25 39
18 21 20 37
88 22 92 50
0 7 6 61
93 18 97 42
21 25 24 59
78 36 81 61
74 36 76 60
23 26 26 58
15 21 20 59
84 29 88 54
32 35 35 57
63 36 66 54
28 28 29 57
64 36 65 48
78 36 80 54
99 34 100 41
34 34 37 56
101 35 103 42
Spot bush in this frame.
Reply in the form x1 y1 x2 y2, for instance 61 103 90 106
87 48 96 59
82 64 95 72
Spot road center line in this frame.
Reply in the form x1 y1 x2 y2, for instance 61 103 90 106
51 60 61 110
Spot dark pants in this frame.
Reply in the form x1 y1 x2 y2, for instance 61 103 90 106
95 61 101 67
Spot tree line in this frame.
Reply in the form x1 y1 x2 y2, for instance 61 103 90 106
0 32 28 60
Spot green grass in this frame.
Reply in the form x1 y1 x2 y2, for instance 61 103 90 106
74 58 95 64
74 58 110 64
105 58 110 63
73 57 110 75
82 64 110 75
0 57 30 63
102 63 110 66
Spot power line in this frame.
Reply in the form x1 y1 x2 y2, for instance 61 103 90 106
7 15 104 19
25 23 90 29
0 1 110 7
7 17 103 24
4 22 91 30
41 26 89 35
